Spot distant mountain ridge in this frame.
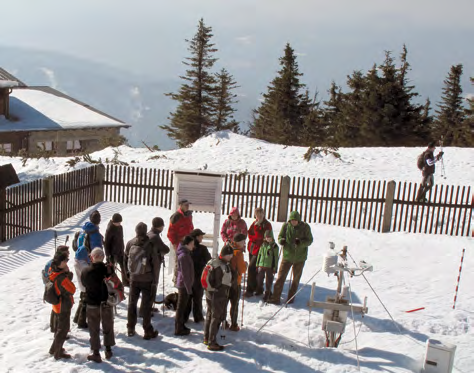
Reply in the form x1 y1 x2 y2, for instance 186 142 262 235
0 46 180 149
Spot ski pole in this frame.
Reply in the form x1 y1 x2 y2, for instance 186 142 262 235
453 248 465 309
162 256 166 318
241 272 246 327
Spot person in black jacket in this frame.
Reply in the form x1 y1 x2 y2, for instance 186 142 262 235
185 228 211 323
142 217 170 316
104 213 128 286
81 248 115 363
124 222 160 340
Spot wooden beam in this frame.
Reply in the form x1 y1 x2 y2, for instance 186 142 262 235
307 300 368 314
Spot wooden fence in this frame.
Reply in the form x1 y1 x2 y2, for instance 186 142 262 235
1 164 472 243
0 166 102 242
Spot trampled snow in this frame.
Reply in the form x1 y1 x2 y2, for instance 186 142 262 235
0 131 473 372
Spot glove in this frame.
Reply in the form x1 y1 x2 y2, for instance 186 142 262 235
437 152 444 160
280 238 286 245
295 238 301 245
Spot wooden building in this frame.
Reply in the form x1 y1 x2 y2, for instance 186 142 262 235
0 68 130 156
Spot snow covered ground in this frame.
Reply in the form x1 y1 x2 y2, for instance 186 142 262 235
2 131 474 186
0 131 473 372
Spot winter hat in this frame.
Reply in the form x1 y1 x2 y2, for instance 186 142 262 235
190 228 206 237
52 251 69 268
90 210 101 225
264 230 273 238
233 233 247 243
289 211 301 221
135 222 148 236
152 217 165 228
220 245 234 257
112 213 123 223
56 245 69 254
428 141 436 149
230 206 240 216
178 198 191 205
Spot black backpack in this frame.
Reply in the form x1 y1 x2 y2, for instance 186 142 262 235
43 274 65 305
417 152 426 170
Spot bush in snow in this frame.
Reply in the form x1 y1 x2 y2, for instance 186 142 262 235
303 146 341 161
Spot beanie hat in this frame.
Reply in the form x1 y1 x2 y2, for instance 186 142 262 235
230 206 240 216
233 233 247 243
112 213 123 223
220 245 234 257
264 230 273 238
52 251 68 267
56 245 69 254
135 222 148 236
90 210 101 225
152 217 165 228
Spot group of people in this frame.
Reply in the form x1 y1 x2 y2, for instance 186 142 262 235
44 197 314 360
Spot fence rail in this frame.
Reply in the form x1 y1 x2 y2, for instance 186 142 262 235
1 164 472 243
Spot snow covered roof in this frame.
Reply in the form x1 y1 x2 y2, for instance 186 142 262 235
0 68 26 87
0 87 130 132
0 80 19 88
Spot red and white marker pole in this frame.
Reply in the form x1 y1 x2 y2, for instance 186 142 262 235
452 248 466 310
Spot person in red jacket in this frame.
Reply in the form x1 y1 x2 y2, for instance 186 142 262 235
167 199 194 283
220 206 248 244
245 207 272 297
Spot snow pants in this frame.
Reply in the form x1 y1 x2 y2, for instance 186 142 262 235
87 303 115 351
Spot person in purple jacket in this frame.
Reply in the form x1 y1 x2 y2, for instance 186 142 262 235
175 235 195 336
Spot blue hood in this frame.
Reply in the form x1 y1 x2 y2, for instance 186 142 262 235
83 221 98 234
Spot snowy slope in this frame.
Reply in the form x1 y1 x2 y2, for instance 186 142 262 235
2 131 474 186
0 203 472 373
0 131 473 373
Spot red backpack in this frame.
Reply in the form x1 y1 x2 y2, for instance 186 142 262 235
201 259 220 291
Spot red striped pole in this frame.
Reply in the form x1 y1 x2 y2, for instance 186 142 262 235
453 248 466 309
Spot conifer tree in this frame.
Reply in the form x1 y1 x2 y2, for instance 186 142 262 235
301 91 327 146
322 81 344 146
435 64 470 146
213 68 240 133
161 18 218 147
249 43 309 145
466 77 474 139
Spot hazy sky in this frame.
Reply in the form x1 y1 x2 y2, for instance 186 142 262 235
1 0 473 101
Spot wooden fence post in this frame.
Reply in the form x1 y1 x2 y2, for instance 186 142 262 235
0 188 6 242
94 164 106 204
42 177 53 230
278 176 291 222
382 180 396 233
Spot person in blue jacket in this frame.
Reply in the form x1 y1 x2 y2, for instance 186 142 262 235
73 210 104 328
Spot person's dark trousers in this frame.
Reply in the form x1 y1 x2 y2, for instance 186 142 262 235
184 279 205 323
50 310 57 333
113 255 129 287
127 281 154 333
139 267 160 317
204 293 227 344
416 174 434 202
87 303 115 351
175 288 191 334
73 291 88 328
229 285 241 327
257 268 274 295
271 260 305 302
50 310 70 356
246 254 258 293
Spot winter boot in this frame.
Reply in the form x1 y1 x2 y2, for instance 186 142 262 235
54 351 72 360
255 287 264 296
143 329 159 340
87 350 102 363
105 347 113 360
127 329 136 337
229 324 240 332
207 343 225 351
263 291 270 302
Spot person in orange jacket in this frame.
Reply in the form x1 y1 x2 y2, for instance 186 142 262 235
226 233 248 331
49 251 76 360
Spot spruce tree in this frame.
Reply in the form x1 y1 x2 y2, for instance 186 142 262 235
301 91 327 146
322 81 344 146
466 77 474 140
249 43 309 145
435 64 469 146
161 18 218 147
213 68 240 133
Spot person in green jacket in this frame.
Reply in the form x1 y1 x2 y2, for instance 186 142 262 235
256 230 279 302
268 211 313 305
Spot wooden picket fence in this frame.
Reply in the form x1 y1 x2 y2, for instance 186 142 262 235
0 166 101 242
1 164 472 243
